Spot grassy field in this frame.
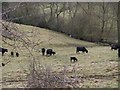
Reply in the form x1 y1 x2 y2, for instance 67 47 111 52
1 23 119 88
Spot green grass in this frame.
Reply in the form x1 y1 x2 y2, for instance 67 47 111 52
1 23 119 88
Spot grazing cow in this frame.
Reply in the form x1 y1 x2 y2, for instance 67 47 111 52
118 48 120 57
16 52 19 57
41 48 45 56
70 57 78 63
111 44 120 50
0 47 8 56
1 61 10 67
11 51 14 57
46 49 55 56
76 47 88 53
2 63 5 66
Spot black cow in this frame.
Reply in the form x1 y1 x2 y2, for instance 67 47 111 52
0 47 8 56
11 51 14 57
76 47 88 53
118 48 120 57
70 57 78 63
16 52 19 57
1 61 10 67
111 44 120 50
41 48 45 56
46 49 56 56
2 63 5 66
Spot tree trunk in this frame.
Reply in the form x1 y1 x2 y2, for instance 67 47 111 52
100 2 106 42
118 1 120 57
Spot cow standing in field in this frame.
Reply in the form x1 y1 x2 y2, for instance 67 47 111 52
46 49 56 56
1 61 10 67
111 44 120 50
70 57 78 63
2 63 5 66
118 48 120 57
0 47 8 56
41 48 45 56
76 47 88 53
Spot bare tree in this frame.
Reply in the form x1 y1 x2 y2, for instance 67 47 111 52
54 3 66 31
118 1 120 57
87 2 93 41
67 2 79 35
100 2 106 41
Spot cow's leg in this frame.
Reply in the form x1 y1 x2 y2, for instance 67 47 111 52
76 50 78 53
2 52 4 56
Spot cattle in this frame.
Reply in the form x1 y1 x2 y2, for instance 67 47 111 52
2 63 5 66
0 47 8 56
76 47 88 53
41 48 45 56
111 44 120 50
16 52 19 57
118 48 120 57
70 57 78 63
46 49 56 56
11 51 14 57
1 61 10 67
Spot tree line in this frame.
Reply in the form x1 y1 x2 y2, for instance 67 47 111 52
2 2 118 43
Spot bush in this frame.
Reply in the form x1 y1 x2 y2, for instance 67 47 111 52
27 64 80 88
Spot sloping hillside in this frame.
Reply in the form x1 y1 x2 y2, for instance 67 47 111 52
16 23 97 47
1 23 118 88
